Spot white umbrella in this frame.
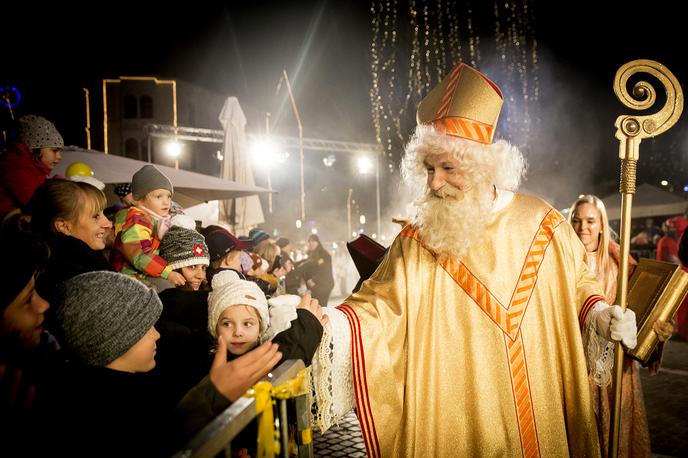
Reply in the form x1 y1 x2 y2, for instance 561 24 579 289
218 97 265 234
601 183 688 220
54 147 270 209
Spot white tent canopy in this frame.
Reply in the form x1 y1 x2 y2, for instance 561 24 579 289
54 147 270 208
218 96 264 232
601 183 688 220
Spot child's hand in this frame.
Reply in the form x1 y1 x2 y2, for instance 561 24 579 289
167 271 186 286
297 294 329 327
209 337 282 402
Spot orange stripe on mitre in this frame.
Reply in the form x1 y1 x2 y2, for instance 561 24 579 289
435 64 464 119
432 116 494 144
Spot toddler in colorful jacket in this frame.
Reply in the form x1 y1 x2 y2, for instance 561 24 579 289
111 164 186 287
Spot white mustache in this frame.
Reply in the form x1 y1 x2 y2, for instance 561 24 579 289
432 183 463 199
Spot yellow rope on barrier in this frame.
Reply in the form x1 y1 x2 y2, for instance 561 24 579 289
250 381 279 458
246 368 311 457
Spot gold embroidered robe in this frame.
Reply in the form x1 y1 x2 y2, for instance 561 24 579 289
338 194 604 457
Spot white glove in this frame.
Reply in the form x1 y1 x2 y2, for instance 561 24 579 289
595 304 637 349
266 294 300 337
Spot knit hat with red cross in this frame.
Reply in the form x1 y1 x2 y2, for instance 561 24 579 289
159 225 209 270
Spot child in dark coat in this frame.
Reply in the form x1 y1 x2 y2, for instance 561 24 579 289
46 271 166 457
169 270 327 449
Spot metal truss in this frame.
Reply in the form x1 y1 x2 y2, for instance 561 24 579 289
143 124 382 155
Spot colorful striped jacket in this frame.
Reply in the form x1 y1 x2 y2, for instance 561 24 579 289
111 206 172 281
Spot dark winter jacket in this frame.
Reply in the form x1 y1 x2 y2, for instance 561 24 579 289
41 364 168 457
36 233 111 304
302 245 335 304
35 233 111 341
1 332 64 457
154 288 214 408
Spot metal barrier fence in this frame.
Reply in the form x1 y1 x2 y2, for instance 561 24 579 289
173 359 313 458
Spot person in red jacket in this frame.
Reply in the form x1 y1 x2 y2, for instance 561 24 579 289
0 115 64 222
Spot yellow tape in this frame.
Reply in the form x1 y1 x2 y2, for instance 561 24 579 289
272 368 308 399
249 381 278 458
301 428 312 445
245 368 312 457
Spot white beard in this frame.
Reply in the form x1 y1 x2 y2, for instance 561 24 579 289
413 182 495 262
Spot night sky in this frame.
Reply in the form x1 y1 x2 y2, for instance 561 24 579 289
3 1 686 238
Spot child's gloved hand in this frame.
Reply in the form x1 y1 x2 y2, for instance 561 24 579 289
267 295 300 336
167 271 186 287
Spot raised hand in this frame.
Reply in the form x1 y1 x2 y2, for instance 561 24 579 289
208 336 282 402
297 293 329 327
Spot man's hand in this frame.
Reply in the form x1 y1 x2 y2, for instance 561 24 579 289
298 293 329 327
209 337 282 402
596 304 637 349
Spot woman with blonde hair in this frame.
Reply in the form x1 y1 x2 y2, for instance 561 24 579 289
26 179 112 304
569 194 673 457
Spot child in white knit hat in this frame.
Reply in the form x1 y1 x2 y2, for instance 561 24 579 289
169 270 327 446
208 270 326 356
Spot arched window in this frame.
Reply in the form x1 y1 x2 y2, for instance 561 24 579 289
123 95 138 118
124 138 139 159
140 96 153 118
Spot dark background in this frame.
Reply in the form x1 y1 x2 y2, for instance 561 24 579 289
2 0 686 240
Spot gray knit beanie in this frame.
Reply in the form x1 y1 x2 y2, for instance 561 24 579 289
159 225 210 270
57 271 163 367
131 164 173 200
18 115 64 150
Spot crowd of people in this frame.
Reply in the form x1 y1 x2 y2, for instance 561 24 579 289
0 118 336 455
2 61 687 457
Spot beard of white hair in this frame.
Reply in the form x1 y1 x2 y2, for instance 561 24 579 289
413 181 495 262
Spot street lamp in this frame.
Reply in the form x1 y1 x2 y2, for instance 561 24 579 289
250 135 278 213
356 153 382 239
165 140 182 169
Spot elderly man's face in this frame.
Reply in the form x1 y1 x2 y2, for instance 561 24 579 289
423 152 469 195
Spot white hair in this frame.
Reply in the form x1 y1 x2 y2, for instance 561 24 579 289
401 124 527 192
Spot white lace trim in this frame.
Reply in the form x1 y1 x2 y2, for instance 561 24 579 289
583 302 615 387
310 306 355 432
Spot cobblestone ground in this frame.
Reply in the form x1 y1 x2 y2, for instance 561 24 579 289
642 337 688 458
312 411 366 457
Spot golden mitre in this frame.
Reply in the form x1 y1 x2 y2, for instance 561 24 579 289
417 62 503 144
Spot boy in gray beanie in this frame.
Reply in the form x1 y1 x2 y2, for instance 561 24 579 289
57 271 162 370
111 164 186 289
44 271 169 455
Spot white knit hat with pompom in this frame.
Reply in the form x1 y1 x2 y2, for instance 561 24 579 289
207 270 269 339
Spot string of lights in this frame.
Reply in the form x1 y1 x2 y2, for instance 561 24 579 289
370 0 540 174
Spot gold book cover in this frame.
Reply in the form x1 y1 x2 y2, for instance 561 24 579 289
626 259 688 364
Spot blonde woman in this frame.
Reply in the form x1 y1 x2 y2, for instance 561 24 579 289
569 195 673 457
